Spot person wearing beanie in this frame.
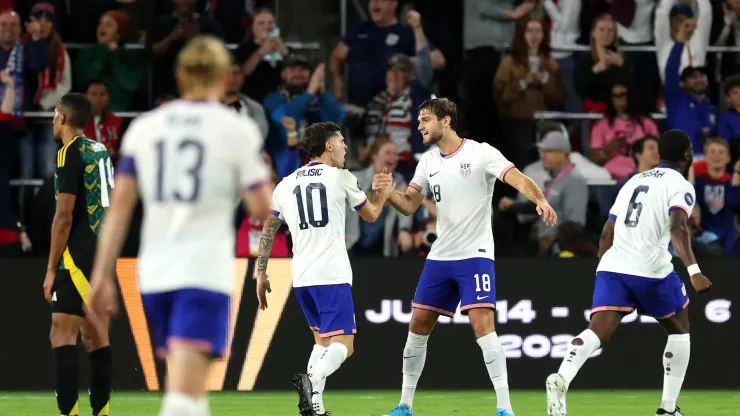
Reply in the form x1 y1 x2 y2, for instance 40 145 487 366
74 10 141 111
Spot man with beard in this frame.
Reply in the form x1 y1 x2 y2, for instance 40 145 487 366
664 19 717 158
546 130 712 416
263 55 345 179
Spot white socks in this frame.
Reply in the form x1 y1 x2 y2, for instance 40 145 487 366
400 332 429 409
661 334 690 413
558 329 601 389
159 392 208 416
307 344 328 414
477 332 511 412
308 343 348 390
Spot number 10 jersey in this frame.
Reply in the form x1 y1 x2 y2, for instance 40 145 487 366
598 166 696 279
271 162 367 288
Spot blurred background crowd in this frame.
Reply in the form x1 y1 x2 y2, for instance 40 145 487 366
2 0 740 260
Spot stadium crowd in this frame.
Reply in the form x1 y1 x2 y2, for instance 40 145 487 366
1 0 740 259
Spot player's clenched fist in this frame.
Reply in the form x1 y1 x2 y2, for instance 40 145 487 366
256 273 271 310
536 198 558 226
372 168 393 192
690 273 712 293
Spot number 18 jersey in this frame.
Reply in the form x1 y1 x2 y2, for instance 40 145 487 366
597 166 696 278
271 162 367 288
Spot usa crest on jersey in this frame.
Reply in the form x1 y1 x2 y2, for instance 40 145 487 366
460 162 471 178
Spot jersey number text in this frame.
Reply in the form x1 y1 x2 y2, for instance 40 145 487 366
432 184 441 202
154 139 205 202
624 185 650 227
99 157 115 207
293 183 328 230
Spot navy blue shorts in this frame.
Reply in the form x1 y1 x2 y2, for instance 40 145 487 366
293 284 356 338
412 258 496 317
142 288 230 359
591 270 689 319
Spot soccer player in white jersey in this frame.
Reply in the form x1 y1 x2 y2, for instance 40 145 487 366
255 121 392 416
87 36 272 416
372 98 557 416
545 130 712 416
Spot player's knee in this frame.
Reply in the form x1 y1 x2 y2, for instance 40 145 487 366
409 312 436 335
468 309 495 338
50 319 78 347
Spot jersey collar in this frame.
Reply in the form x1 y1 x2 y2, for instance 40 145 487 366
307 162 324 166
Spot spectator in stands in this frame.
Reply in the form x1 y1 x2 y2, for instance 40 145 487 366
463 0 535 144
0 69 31 256
20 3 69 182
493 14 566 169
690 138 740 256
234 8 288 103
717 75 740 163
591 0 659 113
263 56 344 179
589 82 659 179
654 0 712 84
83 81 122 161
499 130 588 256
405 9 446 71
575 14 634 113
75 10 142 111
346 138 413 257
540 0 581 115
223 62 269 139
203 0 250 44
330 0 417 106
359 53 432 178
664 20 716 158
1 10 49 180
147 0 223 98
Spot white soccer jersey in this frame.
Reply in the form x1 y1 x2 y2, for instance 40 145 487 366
598 166 696 278
409 139 514 261
120 100 269 294
272 162 367 287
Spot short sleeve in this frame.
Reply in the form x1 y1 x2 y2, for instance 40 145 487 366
481 143 515 181
117 119 140 178
408 155 428 194
608 201 619 221
668 181 696 217
341 170 368 211
270 184 284 220
236 118 271 190
57 142 83 195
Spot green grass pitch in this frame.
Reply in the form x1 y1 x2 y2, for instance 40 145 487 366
1 390 738 415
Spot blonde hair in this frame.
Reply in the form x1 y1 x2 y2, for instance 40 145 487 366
177 35 232 94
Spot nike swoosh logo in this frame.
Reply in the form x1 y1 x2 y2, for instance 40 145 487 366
477 296 490 300
403 355 418 359
485 359 496 365
430 172 439 177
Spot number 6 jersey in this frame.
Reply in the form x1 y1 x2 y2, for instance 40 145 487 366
119 100 269 295
271 162 367 288
598 165 696 278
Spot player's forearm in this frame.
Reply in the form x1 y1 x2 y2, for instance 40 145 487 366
47 214 72 271
670 219 698 268
387 190 417 216
256 216 282 275
513 175 546 205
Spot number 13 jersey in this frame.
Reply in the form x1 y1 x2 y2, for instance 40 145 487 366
271 162 367 288
598 166 696 278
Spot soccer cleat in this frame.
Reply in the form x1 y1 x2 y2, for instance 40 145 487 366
546 373 568 416
656 407 685 416
496 408 515 416
292 374 316 416
384 403 414 416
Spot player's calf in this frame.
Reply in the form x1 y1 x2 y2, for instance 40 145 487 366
657 310 691 415
82 317 112 416
51 313 84 416
469 309 513 415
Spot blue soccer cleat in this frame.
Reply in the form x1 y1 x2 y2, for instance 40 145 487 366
384 404 414 416
496 408 515 416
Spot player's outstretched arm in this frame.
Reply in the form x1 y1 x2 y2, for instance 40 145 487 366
255 215 282 310
669 210 712 293
358 168 394 222
372 172 423 216
597 217 616 258
88 175 140 317
502 168 558 226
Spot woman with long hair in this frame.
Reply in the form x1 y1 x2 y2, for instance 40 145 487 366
590 81 658 179
234 8 289 102
494 14 566 169
575 14 634 112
